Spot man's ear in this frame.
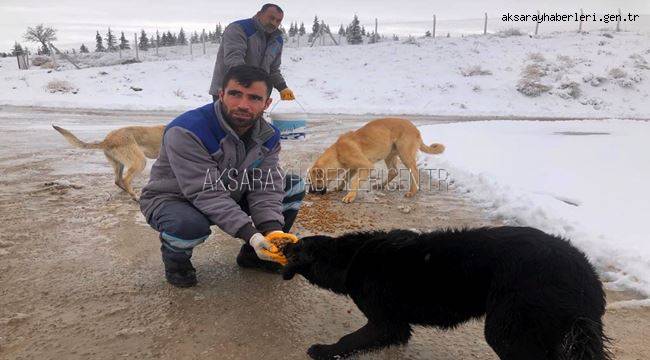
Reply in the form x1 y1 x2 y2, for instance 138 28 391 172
264 97 272 110
218 89 225 102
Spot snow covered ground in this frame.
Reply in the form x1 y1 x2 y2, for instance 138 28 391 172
419 120 650 296
1 30 649 117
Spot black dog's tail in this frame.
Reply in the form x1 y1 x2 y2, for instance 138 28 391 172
559 317 613 360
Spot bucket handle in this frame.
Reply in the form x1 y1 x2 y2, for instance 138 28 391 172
269 98 308 116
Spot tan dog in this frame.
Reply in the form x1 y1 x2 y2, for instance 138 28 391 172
308 118 445 203
52 124 165 200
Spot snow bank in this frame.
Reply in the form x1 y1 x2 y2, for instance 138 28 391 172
419 120 650 296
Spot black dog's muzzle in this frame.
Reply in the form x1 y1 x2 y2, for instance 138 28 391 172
281 242 302 280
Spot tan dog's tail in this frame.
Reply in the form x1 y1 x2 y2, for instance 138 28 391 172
419 141 445 155
52 125 104 149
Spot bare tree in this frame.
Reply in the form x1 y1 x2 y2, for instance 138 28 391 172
24 24 57 55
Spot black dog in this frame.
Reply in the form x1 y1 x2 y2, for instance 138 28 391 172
282 227 611 360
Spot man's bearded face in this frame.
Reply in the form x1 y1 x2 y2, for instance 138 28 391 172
219 79 271 130
258 7 284 33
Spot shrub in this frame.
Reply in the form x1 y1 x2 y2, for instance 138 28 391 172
31 55 50 66
497 28 524 37
609 67 627 79
558 81 581 99
527 52 546 62
516 78 551 96
460 65 492 77
46 80 78 94
522 63 546 79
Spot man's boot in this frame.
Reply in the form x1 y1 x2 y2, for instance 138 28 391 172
236 243 282 272
161 245 197 287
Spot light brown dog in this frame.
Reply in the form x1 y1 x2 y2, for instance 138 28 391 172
308 118 445 203
52 124 165 200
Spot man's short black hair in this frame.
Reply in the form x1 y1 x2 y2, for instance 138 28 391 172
260 3 283 14
222 65 273 96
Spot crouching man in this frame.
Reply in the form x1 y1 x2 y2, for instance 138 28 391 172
140 65 304 287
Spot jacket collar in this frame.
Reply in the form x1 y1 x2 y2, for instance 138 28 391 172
213 101 275 146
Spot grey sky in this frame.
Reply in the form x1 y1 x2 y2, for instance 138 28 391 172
2 0 649 50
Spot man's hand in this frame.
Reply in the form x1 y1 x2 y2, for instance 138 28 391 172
265 230 298 244
280 88 295 101
249 232 278 261
249 231 299 265
265 231 299 265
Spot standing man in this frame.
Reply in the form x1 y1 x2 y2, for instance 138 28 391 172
141 65 305 288
209 3 295 102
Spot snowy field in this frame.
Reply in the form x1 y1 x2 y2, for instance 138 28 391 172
1 30 649 118
419 120 650 296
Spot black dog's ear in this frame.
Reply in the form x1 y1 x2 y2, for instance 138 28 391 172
281 242 312 280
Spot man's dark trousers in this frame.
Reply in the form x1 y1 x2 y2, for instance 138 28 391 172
147 174 305 259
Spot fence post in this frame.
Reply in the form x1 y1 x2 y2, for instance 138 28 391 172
16 54 22 69
535 10 540 35
19 54 30 69
189 41 193 59
134 33 139 61
374 18 378 42
202 29 206 54
616 8 621 32
433 15 436 38
578 9 583 32
50 45 57 67
484 13 488 35
50 43 81 69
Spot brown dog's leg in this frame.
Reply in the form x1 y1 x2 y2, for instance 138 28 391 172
342 163 372 203
402 159 419 198
396 142 420 197
122 157 146 201
334 169 356 192
113 144 147 201
334 140 374 203
105 153 127 192
374 152 399 190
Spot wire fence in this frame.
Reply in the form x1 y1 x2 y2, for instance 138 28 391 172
14 8 641 71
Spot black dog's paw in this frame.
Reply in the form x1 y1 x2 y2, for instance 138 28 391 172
307 343 347 359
